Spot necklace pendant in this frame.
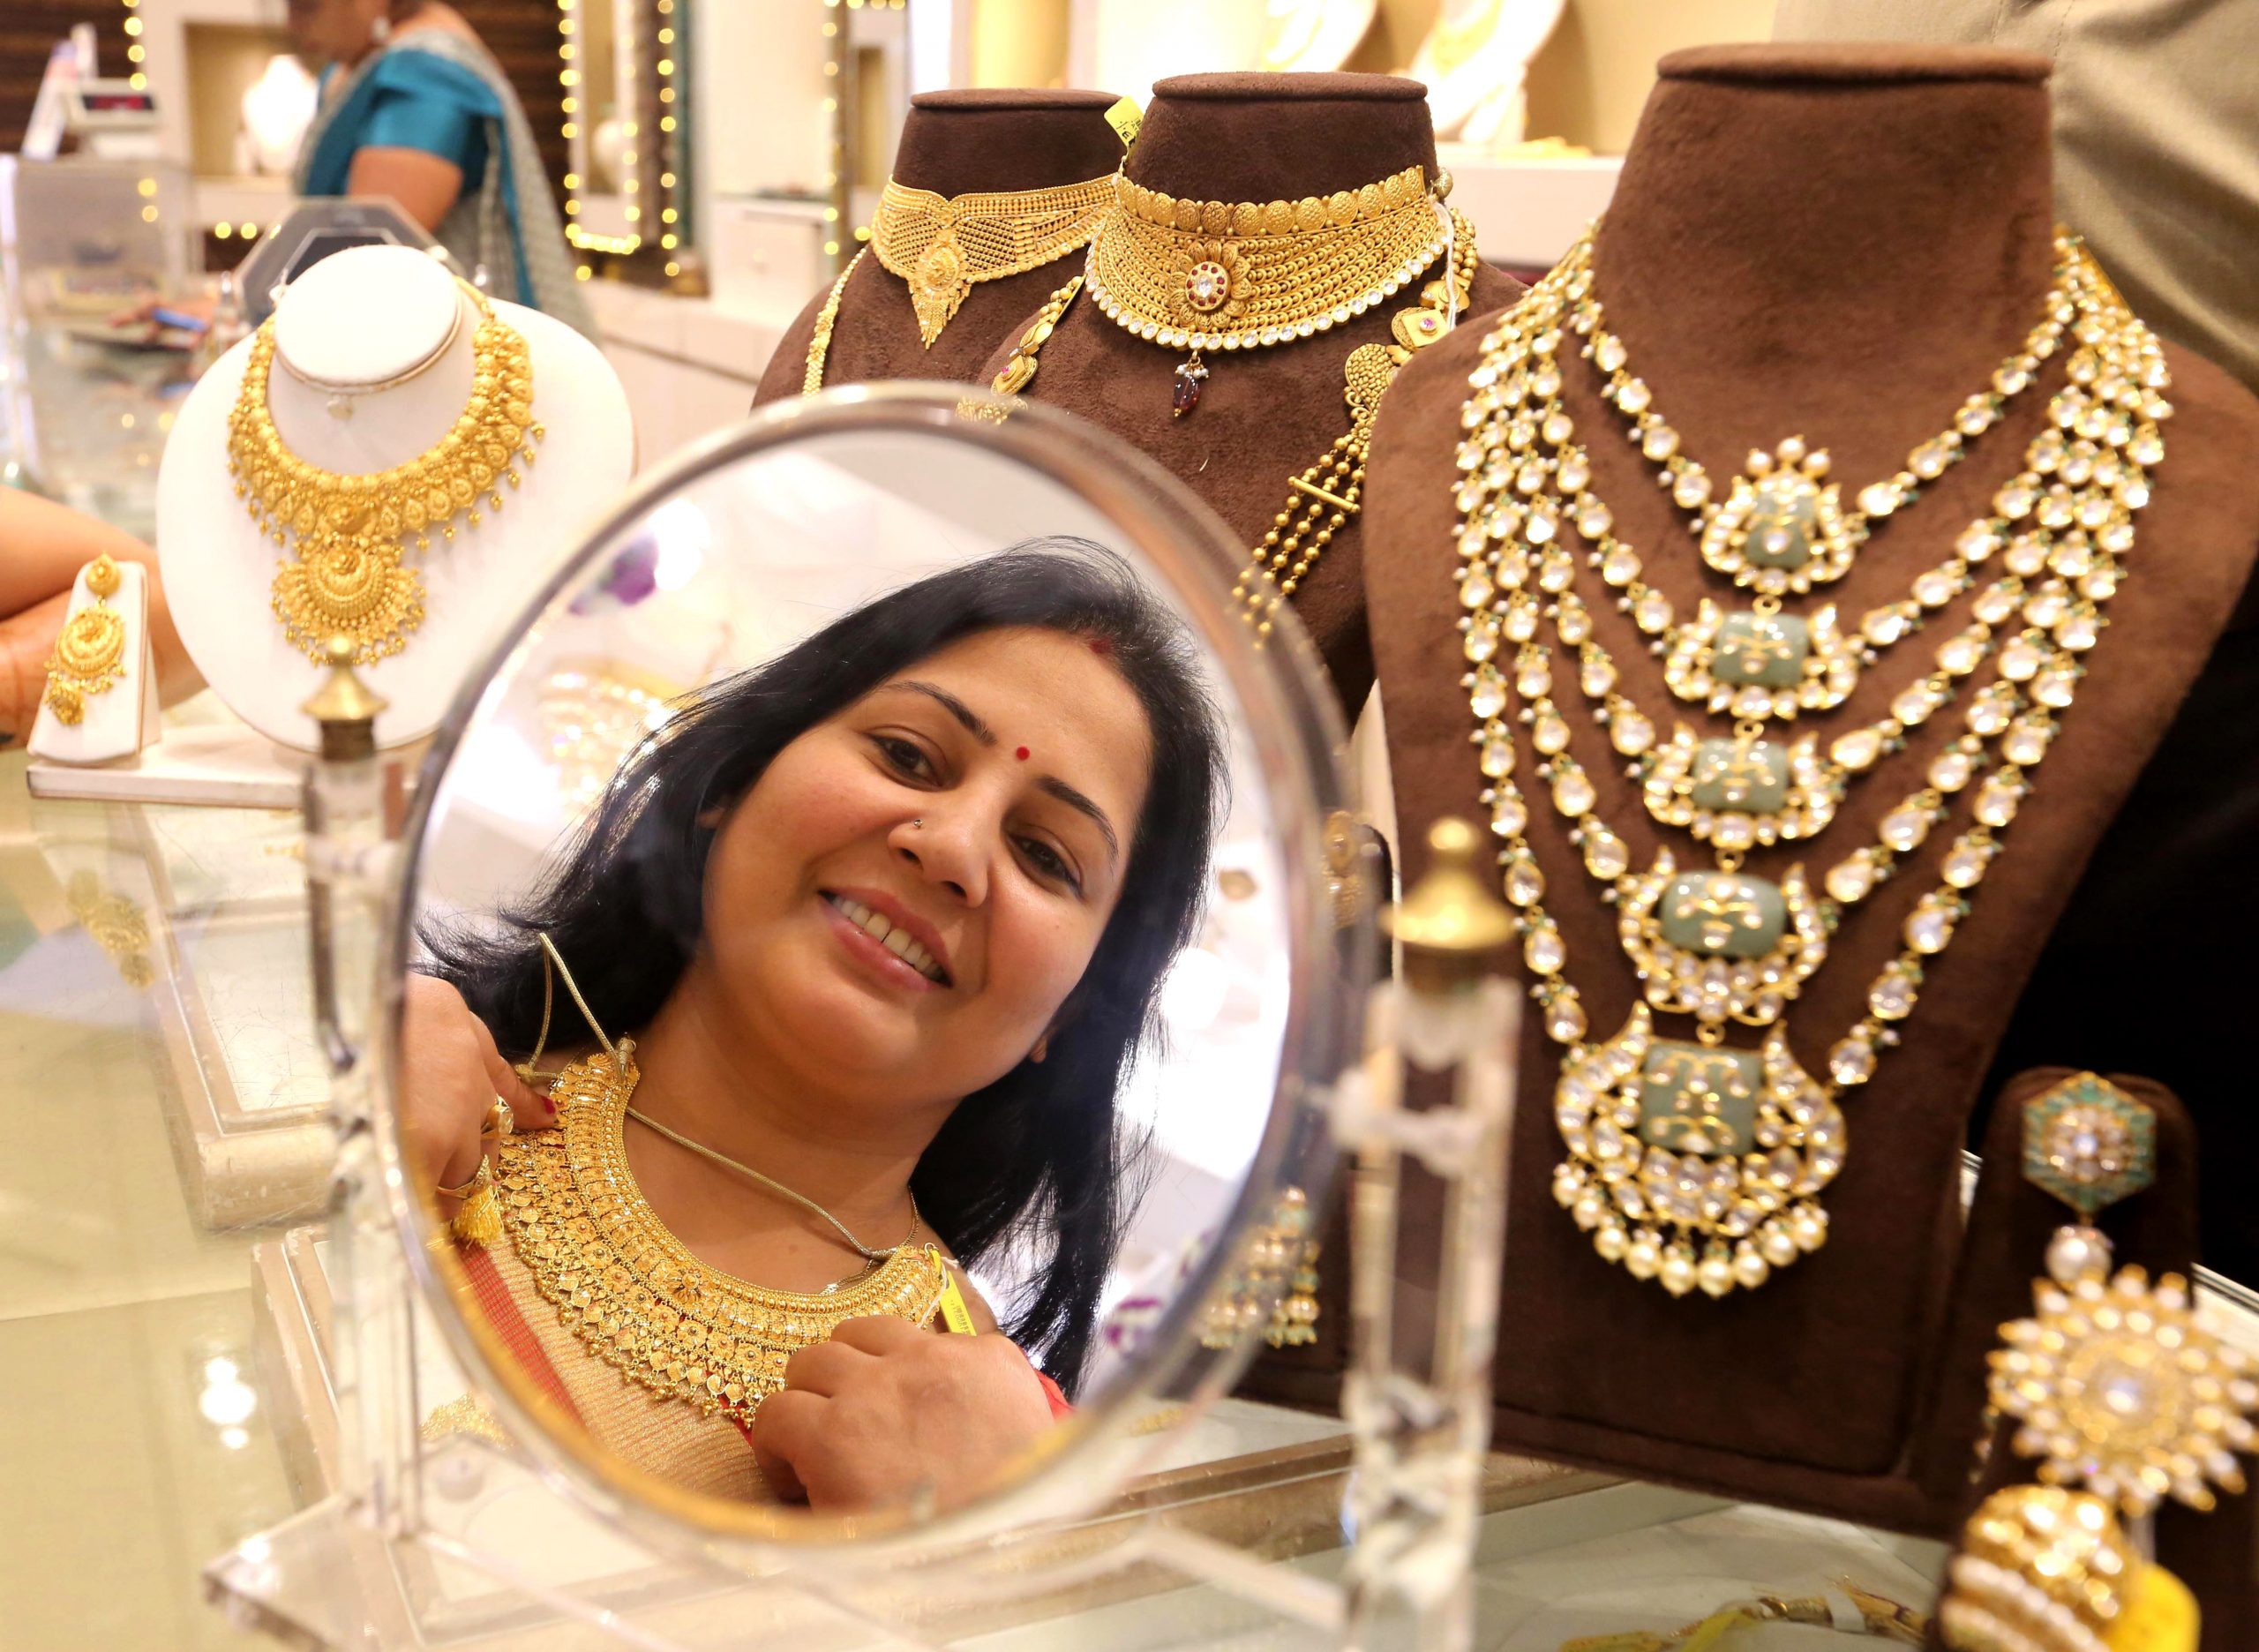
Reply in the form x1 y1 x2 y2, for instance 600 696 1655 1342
1617 851 1826 1026
1552 1007 1842 1298
1704 439 1858 593
1171 353 1210 419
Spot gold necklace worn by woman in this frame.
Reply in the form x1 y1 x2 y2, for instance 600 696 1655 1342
227 279 541 666
989 166 1479 640
480 935 953 1422
799 172 1115 394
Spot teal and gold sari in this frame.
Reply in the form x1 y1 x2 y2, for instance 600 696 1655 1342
296 32 596 339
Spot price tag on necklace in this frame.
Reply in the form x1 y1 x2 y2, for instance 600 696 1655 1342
934 1251 978 1335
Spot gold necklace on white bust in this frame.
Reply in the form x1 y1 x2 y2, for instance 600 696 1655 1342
227 279 542 665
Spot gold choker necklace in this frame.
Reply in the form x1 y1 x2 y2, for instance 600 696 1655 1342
872 174 1114 349
227 281 541 666
1082 164 1452 416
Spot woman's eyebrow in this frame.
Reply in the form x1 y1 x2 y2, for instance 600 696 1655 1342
884 680 995 745
1035 777 1120 865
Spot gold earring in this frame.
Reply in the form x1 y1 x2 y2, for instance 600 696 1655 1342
43 553 128 726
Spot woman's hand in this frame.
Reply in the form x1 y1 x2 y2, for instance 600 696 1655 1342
400 973 552 1220
751 1317 1058 1513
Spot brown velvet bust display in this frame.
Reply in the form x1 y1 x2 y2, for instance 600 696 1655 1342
1355 44 2259 1540
750 90 1127 407
972 72 1523 706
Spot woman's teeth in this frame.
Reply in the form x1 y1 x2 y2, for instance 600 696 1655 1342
827 894 948 983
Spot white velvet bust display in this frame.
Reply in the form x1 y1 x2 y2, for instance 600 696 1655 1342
158 245 634 752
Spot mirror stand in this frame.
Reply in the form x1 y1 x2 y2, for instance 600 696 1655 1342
203 660 1521 1649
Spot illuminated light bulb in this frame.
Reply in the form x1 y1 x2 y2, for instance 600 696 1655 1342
561 122 578 138
214 222 233 239
139 205 157 222
656 57 672 74
136 176 155 196
659 116 675 131
575 267 592 281
664 260 679 277
659 232 677 248
823 240 839 255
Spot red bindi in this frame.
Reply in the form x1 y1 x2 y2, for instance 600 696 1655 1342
1087 638 1113 658
1016 746 1031 762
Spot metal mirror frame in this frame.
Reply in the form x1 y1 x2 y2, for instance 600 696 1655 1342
359 383 1373 1566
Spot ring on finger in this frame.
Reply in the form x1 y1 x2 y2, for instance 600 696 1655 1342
481 1098 514 1141
436 1158 489 1200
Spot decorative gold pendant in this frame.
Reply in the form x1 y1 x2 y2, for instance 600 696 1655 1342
1702 439 1861 594
908 229 971 346
1616 851 1827 1029
42 552 128 725
1992 1265 2255 1515
1550 1005 1843 1297
270 533 426 665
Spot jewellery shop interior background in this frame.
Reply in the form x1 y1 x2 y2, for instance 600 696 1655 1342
7 0 2259 1648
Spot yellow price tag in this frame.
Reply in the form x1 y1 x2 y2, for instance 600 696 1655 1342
2105 1563 2199 1652
934 1254 978 1336
1104 97 1142 151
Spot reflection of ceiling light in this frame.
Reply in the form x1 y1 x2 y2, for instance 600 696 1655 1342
648 498 709 591
204 1355 238 1385
1159 946 1228 1035
219 1426 250 1451
199 1370 258 1428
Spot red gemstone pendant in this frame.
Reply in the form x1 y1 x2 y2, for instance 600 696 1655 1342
1171 354 1210 419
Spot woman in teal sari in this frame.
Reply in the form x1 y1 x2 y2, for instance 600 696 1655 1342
287 0 596 336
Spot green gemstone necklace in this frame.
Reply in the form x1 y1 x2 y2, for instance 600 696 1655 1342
1452 233 2143 725
1452 231 2169 1299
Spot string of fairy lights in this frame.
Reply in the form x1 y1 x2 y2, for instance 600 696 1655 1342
559 0 690 281
114 0 912 282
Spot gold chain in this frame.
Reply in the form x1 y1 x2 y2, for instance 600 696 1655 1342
228 281 541 666
1233 209 1479 641
801 249 863 396
873 174 1113 348
41 552 127 725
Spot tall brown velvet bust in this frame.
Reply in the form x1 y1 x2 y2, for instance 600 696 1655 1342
1357 43 2259 1543
974 71 1523 708
751 89 1126 407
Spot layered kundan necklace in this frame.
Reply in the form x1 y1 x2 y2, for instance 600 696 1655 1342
228 280 541 665
1449 229 2168 1298
991 164 1478 638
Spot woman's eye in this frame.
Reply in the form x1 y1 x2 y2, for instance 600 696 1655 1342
872 735 935 781
1017 837 1081 893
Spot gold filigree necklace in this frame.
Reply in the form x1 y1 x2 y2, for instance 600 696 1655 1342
491 936 949 1421
873 173 1114 348
228 280 541 665
1082 164 1453 417
990 178 1478 641
1452 233 2168 1299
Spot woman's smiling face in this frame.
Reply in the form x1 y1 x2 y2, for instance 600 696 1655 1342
699 627 1154 1105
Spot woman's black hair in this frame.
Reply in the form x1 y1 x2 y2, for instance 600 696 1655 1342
423 538 1226 1395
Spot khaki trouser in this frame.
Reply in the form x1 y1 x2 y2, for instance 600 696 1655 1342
1775 0 2259 393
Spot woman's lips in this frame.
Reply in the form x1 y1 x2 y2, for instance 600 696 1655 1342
819 894 945 994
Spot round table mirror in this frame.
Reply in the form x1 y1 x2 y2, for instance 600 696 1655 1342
378 385 1370 1555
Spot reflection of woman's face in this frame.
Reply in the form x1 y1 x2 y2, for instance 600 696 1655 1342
699 627 1153 1107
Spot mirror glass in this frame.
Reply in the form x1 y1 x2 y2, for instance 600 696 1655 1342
392 391 1359 1538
